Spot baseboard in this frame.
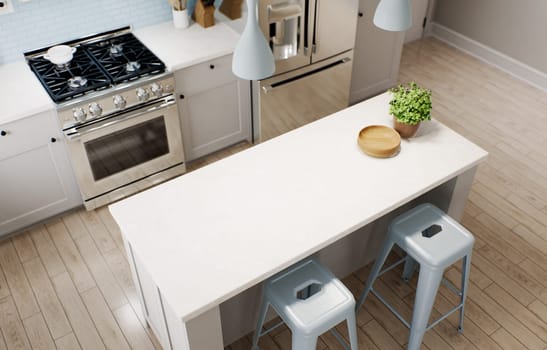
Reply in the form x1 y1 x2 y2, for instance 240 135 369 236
430 22 547 92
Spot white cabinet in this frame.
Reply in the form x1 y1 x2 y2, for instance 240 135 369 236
174 54 252 161
0 110 81 236
350 0 405 104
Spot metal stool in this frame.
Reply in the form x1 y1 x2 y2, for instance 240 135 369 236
356 203 474 350
252 258 359 350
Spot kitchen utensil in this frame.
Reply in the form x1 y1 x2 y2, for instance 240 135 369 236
44 45 77 65
357 125 401 157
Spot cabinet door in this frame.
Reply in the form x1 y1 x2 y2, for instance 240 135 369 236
132 250 172 350
349 0 405 104
175 55 251 162
0 111 81 236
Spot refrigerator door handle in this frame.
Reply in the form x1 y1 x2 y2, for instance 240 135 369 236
261 57 351 94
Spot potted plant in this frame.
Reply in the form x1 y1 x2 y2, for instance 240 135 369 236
389 82 432 138
170 0 189 29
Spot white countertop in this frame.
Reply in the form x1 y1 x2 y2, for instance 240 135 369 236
1 16 243 124
109 92 488 322
134 18 242 71
0 61 55 124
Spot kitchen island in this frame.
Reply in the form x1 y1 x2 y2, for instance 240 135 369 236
109 92 487 350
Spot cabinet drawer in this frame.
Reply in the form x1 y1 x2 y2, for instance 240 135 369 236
174 54 235 95
0 110 59 160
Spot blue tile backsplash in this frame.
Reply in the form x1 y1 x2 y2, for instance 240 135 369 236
0 0 223 65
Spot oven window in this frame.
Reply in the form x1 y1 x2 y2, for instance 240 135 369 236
84 116 169 181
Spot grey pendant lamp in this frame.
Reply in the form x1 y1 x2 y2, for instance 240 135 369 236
232 0 275 80
373 0 412 32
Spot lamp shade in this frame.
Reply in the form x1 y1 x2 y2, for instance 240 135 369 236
232 0 275 80
373 0 412 32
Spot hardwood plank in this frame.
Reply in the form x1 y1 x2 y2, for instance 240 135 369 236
81 288 131 350
0 263 10 300
461 213 526 265
478 245 547 304
51 272 105 350
23 257 71 340
484 283 547 343
96 207 126 253
341 274 374 326
112 304 156 350
445 269 546 350
28 225 66 277
0 296 31 349
11 233 37 263
0 332 7 350
46 220 96 293
55 333 82 350
0 240 40 319
490 328 527 350
62 212 90 241
22 313 56 350
361 319 403 350
101 248 145 324
518 259 547 289
528 299 547 325
78 211 117 253
74 235 128 310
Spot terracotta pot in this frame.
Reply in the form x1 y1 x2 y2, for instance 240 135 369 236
393 117 420 138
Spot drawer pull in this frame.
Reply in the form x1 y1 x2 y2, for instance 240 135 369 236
51 137 57 143
179 94 185 100
0 130 7 136
358 12 363 17
210 64 215 70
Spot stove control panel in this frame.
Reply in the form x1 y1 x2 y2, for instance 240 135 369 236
58 75 176 130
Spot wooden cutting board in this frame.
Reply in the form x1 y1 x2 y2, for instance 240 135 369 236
357 125 401 158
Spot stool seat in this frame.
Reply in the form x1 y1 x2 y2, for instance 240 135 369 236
390 204 475 267
253 258 358 350
266 258 354 334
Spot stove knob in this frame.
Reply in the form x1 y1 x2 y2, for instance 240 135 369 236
88 102 103 117
136 88 150 102
72 108 87 122
113 95 127 110
150 83 163 97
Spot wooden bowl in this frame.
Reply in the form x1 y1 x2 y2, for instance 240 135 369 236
357 125 401 158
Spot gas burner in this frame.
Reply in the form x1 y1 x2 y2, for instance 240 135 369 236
55 63 70 71
126 61 141 72
110 44 124 56
68 76 88 89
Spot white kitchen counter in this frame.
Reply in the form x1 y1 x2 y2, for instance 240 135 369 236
134 18 242 72
0 61 55 124
1 16 243 125
110 92 487 349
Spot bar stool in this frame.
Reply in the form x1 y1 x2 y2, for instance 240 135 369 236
252 258 359 350
356 203 474 350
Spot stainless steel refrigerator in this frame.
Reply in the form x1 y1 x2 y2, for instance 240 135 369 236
254 0 359 141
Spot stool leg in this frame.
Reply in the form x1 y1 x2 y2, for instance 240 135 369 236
346 312 359 350
292 332 317 350
402 255 417 281
459 253 472 333
356 241 394 310
408 266 443 350
251 301 269 350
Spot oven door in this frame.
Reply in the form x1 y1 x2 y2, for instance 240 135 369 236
65 96 185 201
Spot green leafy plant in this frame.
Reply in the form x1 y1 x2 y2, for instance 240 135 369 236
389 82 432 125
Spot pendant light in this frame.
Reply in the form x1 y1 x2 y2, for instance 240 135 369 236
232 0 275 80
373 0 412 32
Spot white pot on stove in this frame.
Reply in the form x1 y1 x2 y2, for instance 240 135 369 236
44 45 77 65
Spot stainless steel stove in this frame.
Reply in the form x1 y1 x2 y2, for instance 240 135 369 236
25 27 186 210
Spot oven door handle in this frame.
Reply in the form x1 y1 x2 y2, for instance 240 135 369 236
65 97 176 141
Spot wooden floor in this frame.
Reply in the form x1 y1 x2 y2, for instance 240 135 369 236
1 37 546 349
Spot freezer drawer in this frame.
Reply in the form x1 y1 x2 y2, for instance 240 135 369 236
258 51 354 142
